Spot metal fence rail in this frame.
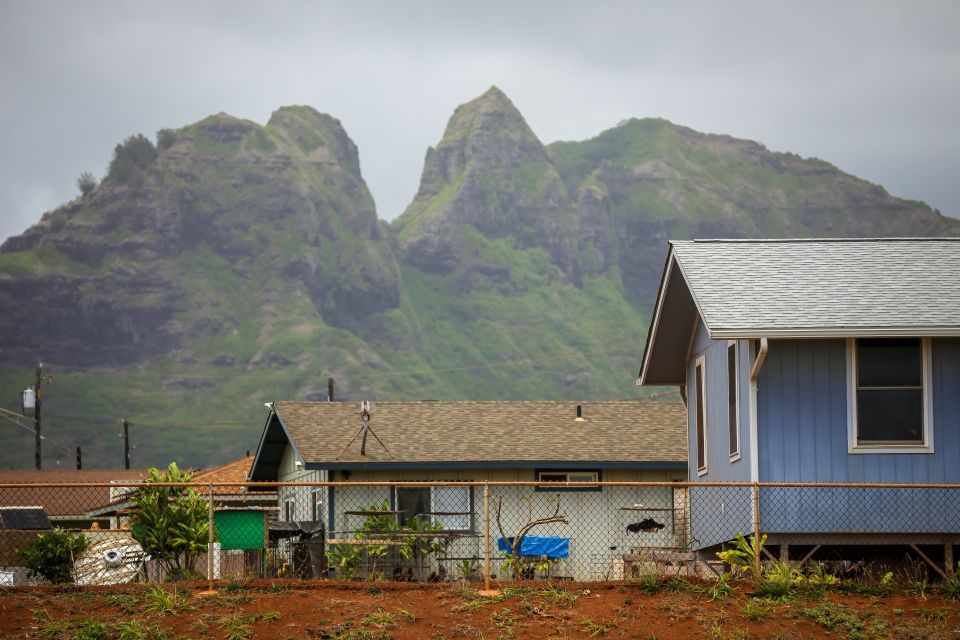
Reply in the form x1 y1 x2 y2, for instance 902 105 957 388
0 481 957 587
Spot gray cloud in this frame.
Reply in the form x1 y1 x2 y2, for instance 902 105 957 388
2 0 958 242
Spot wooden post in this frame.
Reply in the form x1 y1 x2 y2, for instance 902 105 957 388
946 543 954 580
478 483 498 596
752 482 761 578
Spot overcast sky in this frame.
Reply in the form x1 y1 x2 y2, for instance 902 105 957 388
2 1 958 243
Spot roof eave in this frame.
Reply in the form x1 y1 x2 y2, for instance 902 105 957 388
309 460 687 471
709 327 960 339
640 247 705 386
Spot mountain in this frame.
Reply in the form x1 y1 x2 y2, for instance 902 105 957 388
1 88 957 469
548 118 958 305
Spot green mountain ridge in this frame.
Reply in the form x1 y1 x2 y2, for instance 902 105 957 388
0 87 956 469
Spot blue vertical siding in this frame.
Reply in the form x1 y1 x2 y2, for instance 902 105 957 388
686 325 752 546
686 324 751 483
756 338 960 533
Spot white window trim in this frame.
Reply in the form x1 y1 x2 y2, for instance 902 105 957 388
846 337 934 454
695 354 709 476
727 341 742 462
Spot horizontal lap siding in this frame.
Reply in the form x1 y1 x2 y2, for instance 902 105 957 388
329 468 683 581
757 338 960 533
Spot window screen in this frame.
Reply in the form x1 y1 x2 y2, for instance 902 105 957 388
433 486 471 531
396 487 430 526
856 338 924 443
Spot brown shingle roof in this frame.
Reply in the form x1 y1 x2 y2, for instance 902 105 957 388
274 401 686 465
0 469 147 517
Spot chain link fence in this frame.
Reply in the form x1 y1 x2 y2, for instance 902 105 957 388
0 481 957 586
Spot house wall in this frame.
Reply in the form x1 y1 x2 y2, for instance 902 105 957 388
686 324 753 547
756 337 960 533
276 445 326 522
325 467 685 581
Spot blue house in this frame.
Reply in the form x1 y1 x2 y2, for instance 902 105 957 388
639 238 960 573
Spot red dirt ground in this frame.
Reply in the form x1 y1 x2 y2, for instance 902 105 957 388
0 579 957 639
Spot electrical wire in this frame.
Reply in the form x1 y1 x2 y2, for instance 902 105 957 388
37 348 638 383
0 412 76 454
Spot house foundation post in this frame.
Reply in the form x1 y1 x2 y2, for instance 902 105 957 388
946 543 954 580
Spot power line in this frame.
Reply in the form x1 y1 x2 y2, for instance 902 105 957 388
0 412 75 454
37 348 640 383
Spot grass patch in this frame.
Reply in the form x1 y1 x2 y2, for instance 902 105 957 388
581 619 617 636
740 599 774 622
141 585 189 616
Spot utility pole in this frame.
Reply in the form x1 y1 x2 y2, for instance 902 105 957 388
34 363 43 470
122 418 130 470
76 447 82 470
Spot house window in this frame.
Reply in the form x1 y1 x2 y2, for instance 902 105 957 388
395 486 473 532
727 342 740 460
695 355 707 475
535 470 601 491
283 498 296 521
848 338 932 453
310 488 325 522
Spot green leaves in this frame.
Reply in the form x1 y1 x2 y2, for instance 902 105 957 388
129 463 209 577
15 528 90 584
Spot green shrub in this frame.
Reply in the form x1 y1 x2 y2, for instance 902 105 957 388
156 128 177 150
76 171 97 196
15 527 89 584
941 569 960 600
107 133 157 184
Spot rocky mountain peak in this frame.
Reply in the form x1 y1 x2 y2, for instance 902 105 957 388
266 106 364 181
394 88 581 283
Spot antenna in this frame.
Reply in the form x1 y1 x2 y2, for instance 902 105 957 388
334 400 394 460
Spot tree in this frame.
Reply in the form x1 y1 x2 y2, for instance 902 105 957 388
76 171 97 196
129 462 209 580
107 133 157 184
16 528 89 584
495 496 568 580
156 128 176 150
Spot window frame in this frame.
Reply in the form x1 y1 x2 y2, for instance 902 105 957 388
534 470 602 492
727 341 741 462
846 337 934 454
310 488 325 522
283 498 296 521
695 354 708 476
394 485 474 533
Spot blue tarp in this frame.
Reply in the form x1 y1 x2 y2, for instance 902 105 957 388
497 536 569 558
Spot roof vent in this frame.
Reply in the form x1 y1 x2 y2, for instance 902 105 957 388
574 404 586 422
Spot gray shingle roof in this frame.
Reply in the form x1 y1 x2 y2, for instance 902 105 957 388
671 238 960 337
273 401 686 465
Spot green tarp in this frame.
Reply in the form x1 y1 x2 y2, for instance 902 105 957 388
213 511 264 550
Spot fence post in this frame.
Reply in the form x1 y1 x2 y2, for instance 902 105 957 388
207 483 215 592
752 482 761 577
481 482 496 595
